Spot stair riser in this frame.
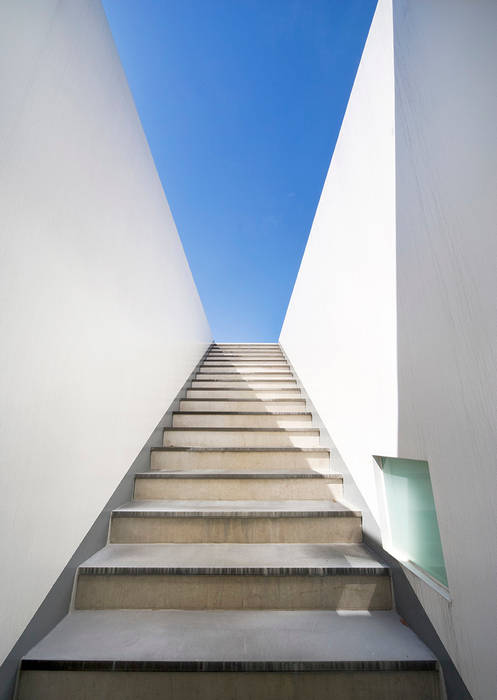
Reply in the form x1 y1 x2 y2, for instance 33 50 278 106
199 367 291 374
186 390 301 399
205 359 286 364
210 352 282 355
75 574 392 611
191 381 297 389
202 358 288 367
179 400 306 413
208 346 282 351
206 355 285 360
196 373 294 381
208 349 283 352
17 670 442 700
162 430 320 449
205 360 286 365
172 414 311 428
134 478 343 501
203 350 282 362
204 356 288 361
209 348 282 351
110 516 362 544
208 348 283 351
151 450 330 472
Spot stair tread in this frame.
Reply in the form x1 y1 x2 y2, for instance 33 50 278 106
79 543 387 574
135 470 341 479
197 370 293 374
113 499 360 517
192 384 297 387
189 387 298 391
174 411 311 415
201 365 289 368
21 610 436 670
164 427 318 433
193 378 295 381
152 446 329 452
181 398 305 402
197 370 292 373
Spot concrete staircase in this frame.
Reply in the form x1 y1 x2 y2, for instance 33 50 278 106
18 343 442 699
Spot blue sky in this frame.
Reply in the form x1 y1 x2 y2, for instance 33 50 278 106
102 0 377 341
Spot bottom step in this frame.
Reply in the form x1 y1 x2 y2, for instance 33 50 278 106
18 669 442 700
19 610 441 699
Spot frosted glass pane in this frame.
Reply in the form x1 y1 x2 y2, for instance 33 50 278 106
382 457 448 587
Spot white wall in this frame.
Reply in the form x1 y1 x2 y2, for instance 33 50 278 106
281 1 497 698
0 0 211 664
281 0 397 533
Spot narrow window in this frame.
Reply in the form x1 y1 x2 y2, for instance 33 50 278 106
380 457 448 587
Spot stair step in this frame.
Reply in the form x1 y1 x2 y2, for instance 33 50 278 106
110 499 361 543
150 446 330 472
163 427 320 448
206 357 286 362
19 610 440 700
208 347 283 351
187 389 301 399
198 366 292 374
172 412 312 428
191 380 298 389
114 498 354 516
204 356 287 361
74 543 391 611
205 350 286 360
133 470 343 500
203 358 286 363
79 542 384 574
202 361 289 367
209 344 282 348
196 372 294 381
207 343 283 352
192 376 295 382
180 399 307 413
